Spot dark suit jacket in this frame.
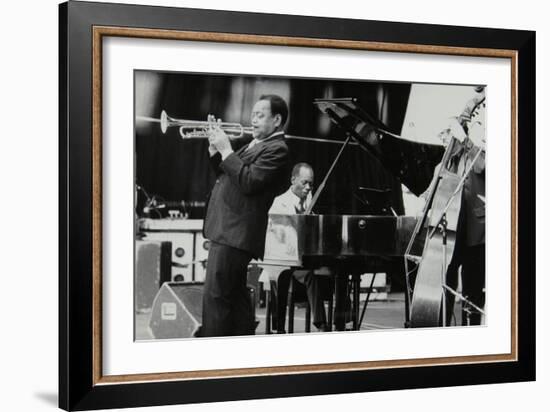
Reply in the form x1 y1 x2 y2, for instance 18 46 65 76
461 147 485 246
445 145 485 296
448 140 485 248
204 134 289 258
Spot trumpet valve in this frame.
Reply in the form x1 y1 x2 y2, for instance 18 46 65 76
179 127 207 139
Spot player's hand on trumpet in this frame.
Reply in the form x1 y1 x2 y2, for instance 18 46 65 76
207 114 232 158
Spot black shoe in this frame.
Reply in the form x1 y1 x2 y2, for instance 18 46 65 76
314 323 330 332
193 325 203 338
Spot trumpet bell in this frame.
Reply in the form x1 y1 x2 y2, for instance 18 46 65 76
160 110 169 134
159 110 252 139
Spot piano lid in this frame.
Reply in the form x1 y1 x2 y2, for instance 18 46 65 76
314 98 445 196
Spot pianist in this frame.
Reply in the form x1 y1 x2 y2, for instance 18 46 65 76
268 163 331 332
201 95 290 337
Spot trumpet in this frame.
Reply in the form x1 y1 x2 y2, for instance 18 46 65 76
160 110 252 139
137 110 360 146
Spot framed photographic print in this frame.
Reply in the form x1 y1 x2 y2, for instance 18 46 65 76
59 1 535 410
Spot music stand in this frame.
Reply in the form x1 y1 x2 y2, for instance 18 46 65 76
356 187 394 216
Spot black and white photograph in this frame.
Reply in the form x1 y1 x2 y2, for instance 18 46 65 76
134 71 487 340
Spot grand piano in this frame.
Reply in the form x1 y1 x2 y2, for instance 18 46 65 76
260 213 417 331
258 98 443 333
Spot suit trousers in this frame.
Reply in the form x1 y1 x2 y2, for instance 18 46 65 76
461 244 485 325
446 244 485 326
202 242 254 337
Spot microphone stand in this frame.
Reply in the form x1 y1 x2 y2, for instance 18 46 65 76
136 184 163 218
440 214 448 326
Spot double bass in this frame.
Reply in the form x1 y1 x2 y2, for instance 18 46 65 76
405 93 486 328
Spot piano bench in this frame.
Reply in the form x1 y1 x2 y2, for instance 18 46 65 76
288 276 311 333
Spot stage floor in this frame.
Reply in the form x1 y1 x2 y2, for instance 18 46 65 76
136 293 465 340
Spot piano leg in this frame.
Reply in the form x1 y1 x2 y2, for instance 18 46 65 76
403 284 411 329
327 277 334 332
288 282 294 333
305 304 311 333
352 273 361 330
265 286 272 334
265 290 270 334
358 273 378 329
333 273 348 331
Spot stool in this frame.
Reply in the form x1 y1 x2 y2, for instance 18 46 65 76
265 269 335 334
287 276 312 333
288 272 334 333
265 269 311 333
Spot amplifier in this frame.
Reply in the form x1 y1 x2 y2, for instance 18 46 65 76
149 282 203 339
135 240 172 312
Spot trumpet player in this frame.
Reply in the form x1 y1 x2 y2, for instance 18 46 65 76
201 94 290 337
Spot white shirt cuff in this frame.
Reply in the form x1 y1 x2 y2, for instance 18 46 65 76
220 148 234 160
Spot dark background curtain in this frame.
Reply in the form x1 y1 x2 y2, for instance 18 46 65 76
135 71 411 217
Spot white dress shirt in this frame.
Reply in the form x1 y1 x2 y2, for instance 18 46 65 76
269 187 312 215
246 130 285 151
